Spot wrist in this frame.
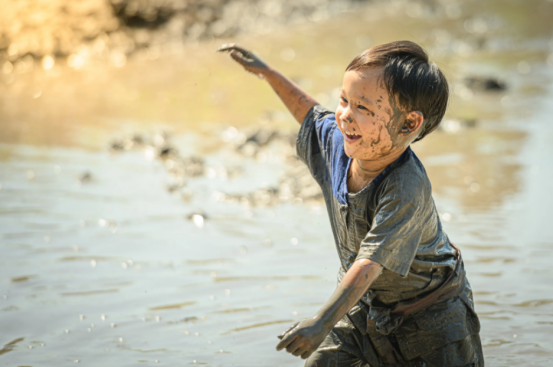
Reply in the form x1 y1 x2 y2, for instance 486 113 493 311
262 66 279 80
313 313 335 332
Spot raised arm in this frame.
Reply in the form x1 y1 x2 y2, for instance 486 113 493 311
275 259 382 360
218 44 318 124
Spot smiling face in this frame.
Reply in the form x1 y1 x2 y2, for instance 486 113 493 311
336 67 411 162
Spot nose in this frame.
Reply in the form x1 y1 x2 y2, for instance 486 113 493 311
341 106 354 124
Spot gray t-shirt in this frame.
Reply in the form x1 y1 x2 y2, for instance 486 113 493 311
297 105 480 361
297 105 458 306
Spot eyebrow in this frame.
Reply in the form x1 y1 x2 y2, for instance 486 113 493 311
357 94 376 106
340 89 377 106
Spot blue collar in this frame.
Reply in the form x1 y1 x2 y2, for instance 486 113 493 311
332 138 413 205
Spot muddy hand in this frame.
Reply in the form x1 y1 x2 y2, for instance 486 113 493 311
277 321 299 340
276 318 330 360
217 43 269 77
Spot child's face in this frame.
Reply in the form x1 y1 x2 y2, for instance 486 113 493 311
336 67 409 162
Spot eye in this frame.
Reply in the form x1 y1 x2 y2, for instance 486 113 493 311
340 97 348 103
358 104 375 117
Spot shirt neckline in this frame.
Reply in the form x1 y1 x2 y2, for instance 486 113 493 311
342 147 413 201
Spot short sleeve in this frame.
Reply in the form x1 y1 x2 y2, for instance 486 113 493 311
356 175 425 277
296 105 336 179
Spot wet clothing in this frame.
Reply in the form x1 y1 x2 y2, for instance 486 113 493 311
307 314 483 367
296 105 483 366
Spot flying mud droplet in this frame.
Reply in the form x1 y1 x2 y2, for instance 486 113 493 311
191 214 204 228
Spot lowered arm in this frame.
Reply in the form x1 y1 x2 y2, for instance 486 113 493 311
276 258 382 360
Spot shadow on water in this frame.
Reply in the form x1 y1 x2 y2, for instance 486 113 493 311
1 0 553 366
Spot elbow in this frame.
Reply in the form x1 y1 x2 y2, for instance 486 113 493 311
355 259 383 277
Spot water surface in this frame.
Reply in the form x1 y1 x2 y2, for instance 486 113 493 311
2 0 553 366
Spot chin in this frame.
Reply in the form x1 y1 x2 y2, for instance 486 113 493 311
343 145 358 159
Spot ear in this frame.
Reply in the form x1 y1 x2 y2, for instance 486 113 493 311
401 111 424 135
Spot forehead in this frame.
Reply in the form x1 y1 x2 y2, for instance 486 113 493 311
342 68 389 98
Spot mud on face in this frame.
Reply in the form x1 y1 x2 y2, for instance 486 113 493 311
336 68 410 162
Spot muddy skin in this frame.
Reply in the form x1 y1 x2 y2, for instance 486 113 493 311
348 93 422 193
359 91 410 160
360 100 376 117
218 43 269 75
356 159 381 175
276 260 382 360
384 94 409 151
335 68 415 193
219 43 318 125
376 96 383 107
368 125 383 148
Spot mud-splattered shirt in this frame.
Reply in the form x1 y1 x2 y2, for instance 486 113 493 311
297 105 480 362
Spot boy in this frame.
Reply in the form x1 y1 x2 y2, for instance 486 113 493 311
219 41 483 366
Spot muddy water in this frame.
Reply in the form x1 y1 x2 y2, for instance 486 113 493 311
2 0 553 366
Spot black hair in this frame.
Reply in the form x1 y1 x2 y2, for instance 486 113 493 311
346 40 448 142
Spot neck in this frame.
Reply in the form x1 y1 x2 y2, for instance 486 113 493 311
354 147 407 179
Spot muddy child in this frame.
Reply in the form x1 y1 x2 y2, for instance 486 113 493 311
219 41 483 366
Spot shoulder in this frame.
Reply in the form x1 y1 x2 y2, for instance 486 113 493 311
310 104 335 122
299 105 339 147
302 104 335 129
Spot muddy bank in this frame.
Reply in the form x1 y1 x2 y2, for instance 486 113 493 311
0 0 364 70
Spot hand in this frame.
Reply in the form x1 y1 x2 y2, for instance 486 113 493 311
217 43 269 77
275 317 330 360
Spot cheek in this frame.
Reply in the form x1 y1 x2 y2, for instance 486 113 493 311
377 127 393 149
335 110 344 132
358 115 384 138
371 128 393 157
357 119 394 157
335 107 343 122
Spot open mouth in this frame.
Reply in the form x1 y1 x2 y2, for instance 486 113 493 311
344 131 362 143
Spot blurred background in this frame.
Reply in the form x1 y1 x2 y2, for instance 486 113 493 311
1 0 553 365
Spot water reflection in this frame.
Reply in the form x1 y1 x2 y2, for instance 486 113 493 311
415 128 525 210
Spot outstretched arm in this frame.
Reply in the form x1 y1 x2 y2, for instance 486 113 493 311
218 44 318 124
276 259 382 360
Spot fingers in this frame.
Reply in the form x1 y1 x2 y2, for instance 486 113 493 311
286 338 302 354
276 331 297 351
217 43 236 52
277 322 299 340
292 347 304 357
217 43 252 58
289 340 313 358
230 51 250 67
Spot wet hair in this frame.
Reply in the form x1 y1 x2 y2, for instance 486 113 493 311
346 40 448 142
